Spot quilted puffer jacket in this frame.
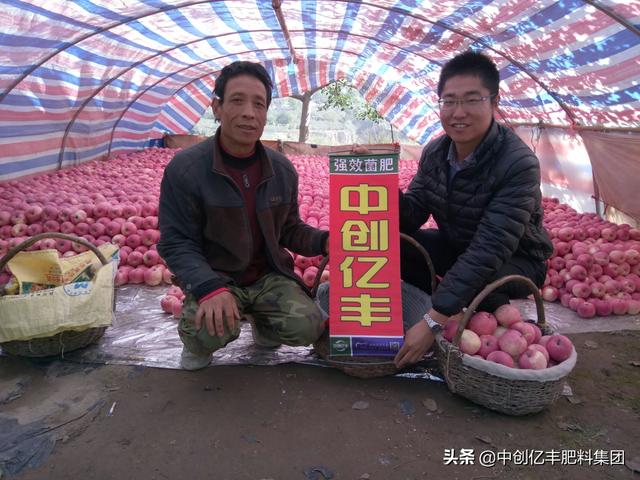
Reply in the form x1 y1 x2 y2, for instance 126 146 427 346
400 120 553 315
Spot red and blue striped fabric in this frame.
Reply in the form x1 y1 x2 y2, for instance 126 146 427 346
0 0 638 180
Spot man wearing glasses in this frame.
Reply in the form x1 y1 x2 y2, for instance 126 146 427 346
394 50 553 368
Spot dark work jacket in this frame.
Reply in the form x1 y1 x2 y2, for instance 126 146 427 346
400 120 553 315
158 130 328 300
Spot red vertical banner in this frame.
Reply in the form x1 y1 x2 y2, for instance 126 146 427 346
328 153 403 356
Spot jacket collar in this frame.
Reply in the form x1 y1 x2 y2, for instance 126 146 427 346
472 119 500 162
431 119 501 168
210 127 275 180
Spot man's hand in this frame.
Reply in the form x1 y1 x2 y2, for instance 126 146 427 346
351 144 371 154
394 320 434 369
195 291 240 337
394 308 462 369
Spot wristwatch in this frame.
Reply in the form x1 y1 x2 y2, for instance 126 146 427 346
423 313 443 334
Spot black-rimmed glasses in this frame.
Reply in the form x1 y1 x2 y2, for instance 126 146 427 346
437 94 496 111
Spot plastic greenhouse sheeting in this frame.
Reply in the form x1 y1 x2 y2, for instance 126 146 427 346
0 0 638 180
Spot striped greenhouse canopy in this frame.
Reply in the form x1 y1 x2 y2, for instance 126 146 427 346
0 0 638 179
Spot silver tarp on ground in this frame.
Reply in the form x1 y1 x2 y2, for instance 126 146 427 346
67 285 322 370
61 285 640 372
64 285 443 381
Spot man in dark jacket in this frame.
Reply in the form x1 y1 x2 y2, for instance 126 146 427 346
158 61 328 370
394 51 553 368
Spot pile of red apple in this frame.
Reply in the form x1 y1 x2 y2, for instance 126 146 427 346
541 197 640 317
442 304 575 370
0 148 177 289
2 148 638 324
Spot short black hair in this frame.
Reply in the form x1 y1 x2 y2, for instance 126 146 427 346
437 50 499 97
214 61 274 106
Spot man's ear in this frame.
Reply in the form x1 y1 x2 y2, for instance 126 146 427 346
491 93 500 115
212 98 221 121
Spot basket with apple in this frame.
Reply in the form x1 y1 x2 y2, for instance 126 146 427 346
435 274 578 415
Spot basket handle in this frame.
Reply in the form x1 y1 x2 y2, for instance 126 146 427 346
399 232 438 294
451 274 546 347
0 232 109 272
309 232 438 299
310 255 330 298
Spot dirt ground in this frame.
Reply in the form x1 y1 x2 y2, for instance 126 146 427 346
1 330 639 480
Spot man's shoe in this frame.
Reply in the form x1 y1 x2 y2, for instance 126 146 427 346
180 347 212 371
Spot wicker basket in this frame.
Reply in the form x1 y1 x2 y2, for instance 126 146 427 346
311 233 437 378
435 274 577 416
312 328 398 378
0 232 112 357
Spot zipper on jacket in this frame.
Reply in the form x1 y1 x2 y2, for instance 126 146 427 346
256 178 273 272
242 172 250 189
219 172 253 272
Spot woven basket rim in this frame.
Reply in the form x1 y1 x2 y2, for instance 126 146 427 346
436 335 577 382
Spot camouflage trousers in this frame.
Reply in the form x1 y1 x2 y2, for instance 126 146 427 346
178 272 325 356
